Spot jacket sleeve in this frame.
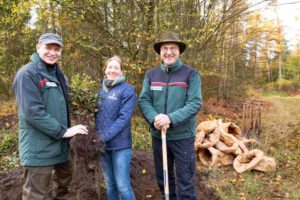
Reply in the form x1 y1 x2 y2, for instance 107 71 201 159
168 73 202 127
138 75 159 125
13 70 67 139
100 86 137 142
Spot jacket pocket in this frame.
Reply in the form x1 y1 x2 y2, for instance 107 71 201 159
28 129 62 159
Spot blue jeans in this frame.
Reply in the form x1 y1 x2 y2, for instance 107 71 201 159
152 136 196 200
100 148 136 200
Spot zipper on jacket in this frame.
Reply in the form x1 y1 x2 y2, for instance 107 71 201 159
164 68 170 114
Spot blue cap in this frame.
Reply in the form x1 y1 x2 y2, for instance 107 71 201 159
38 33 63 47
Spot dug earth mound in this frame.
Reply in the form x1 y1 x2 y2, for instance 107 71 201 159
0 149 220 200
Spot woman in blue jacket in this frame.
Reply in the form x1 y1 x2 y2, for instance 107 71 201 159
95 55 136 200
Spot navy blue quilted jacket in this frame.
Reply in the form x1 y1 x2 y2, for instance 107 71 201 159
94 81 136 150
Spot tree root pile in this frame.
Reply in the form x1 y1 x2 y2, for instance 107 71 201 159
195 119 276 173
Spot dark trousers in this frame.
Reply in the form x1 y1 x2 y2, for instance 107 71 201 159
22 162 72 200
152 136 196 200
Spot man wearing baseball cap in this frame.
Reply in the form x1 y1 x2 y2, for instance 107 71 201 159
13 33 88 199
139 31 202 199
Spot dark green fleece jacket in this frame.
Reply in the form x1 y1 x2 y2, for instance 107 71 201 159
138 59 202 140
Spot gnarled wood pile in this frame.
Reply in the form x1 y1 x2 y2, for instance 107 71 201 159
195 119 276 173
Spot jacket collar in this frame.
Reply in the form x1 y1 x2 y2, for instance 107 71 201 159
160 59 183 73
102 75 125 93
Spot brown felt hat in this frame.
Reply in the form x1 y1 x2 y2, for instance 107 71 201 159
154 31 186 54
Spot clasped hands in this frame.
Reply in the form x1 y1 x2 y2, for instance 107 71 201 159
154 114 170 132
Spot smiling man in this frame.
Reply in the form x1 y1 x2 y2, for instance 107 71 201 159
139 31 202 200
13 33 88 200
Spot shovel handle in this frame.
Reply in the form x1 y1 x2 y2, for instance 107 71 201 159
162 128 169 200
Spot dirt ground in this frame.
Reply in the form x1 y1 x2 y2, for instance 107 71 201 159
0 150 221 200
0 97 242 200
0 114 18 130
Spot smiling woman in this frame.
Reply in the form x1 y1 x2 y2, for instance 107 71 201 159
104 56 123 80
95 55 137 200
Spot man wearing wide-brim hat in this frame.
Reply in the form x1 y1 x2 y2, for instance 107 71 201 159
139 31 202 200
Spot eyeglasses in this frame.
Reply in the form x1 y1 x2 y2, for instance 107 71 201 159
160 47 179 53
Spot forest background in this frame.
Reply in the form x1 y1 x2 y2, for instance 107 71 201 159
1 0 300 199
1 0 300 101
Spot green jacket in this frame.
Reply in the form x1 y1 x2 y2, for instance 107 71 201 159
13 53 70 166
138 60 202 140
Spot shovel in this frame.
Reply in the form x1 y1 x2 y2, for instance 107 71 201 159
161 128 169 200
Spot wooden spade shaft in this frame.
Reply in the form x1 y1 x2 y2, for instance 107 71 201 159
161 129 169 200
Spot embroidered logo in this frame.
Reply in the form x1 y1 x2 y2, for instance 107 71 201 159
39 78 48 92
108 93 118 100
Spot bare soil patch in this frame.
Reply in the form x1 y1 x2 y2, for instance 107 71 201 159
0 97 244 200
0 150 221 200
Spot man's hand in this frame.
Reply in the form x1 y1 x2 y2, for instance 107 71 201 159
63 125 88 138
161 125 169 133
154 114 171 130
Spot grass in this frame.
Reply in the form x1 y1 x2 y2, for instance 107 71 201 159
206 166 279 199
261 90 288 97
261 96 300 199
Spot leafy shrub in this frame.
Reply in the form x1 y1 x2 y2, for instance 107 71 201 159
131 115 151 150
264 79 300 95
0 127 19 171
69 73 99 123
0 133 17 154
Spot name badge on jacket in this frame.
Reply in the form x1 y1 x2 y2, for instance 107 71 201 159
46 82 58 87
150 86 163 91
